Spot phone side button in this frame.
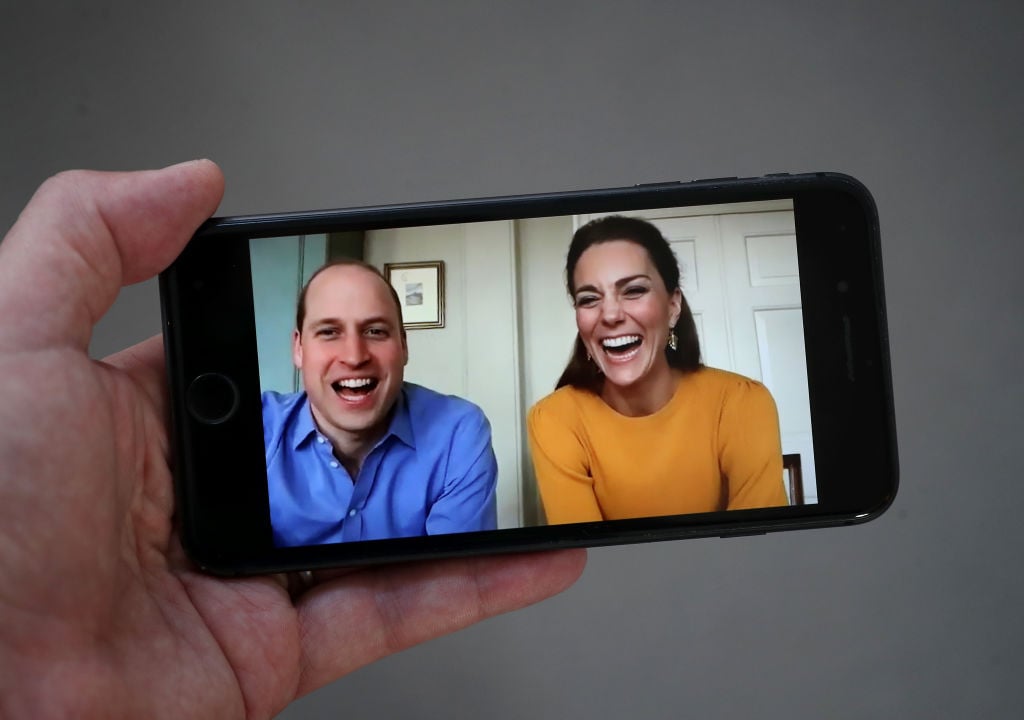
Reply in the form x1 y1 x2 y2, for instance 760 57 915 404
719 531 767 538
634 180 682 188
186 373 240 426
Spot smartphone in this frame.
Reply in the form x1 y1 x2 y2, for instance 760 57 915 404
159 172 898 575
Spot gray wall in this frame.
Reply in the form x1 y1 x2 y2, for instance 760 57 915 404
3 2 1022 717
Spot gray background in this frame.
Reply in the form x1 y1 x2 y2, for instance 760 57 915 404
3 2 1022 717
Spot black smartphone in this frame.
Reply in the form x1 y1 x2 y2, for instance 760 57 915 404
159 172 897 575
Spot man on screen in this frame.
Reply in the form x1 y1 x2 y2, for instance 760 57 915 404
262 259 498 547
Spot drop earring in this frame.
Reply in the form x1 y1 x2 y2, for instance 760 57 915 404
668 329 678 352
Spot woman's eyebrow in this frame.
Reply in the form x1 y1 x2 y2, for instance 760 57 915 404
615 274 651 287
574 274 651 295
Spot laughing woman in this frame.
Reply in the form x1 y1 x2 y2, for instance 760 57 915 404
526 216 789 524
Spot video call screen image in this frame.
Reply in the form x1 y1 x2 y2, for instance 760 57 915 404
250 199 817 548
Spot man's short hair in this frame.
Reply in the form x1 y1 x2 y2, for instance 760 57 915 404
295 259 405 336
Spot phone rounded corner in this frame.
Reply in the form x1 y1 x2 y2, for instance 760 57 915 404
851 471 901 527
819 172 879 216
176 530 236 578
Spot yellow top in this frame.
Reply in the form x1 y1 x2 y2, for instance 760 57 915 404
526 367 789 524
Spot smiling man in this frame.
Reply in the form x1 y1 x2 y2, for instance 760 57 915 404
262 260 498 547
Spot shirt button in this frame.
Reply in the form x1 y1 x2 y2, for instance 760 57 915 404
348 509 357 517
329 461 339 469
317 436 326 444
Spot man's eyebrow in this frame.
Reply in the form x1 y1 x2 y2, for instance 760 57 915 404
308 318 339 328
310 316 396 327
574 274 651 295
360 316 396 327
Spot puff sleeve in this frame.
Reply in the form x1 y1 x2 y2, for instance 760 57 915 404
526 394 604 524
718 379 789 509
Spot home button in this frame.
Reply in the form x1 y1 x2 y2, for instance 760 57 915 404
186 373 239 425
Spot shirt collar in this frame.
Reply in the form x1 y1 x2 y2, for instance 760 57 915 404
289 394 318 450
388 386 416 449
289 386 416 451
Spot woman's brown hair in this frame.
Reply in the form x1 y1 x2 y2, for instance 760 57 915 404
555 215 701 392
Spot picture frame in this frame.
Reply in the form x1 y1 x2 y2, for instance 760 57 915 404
384 260 445 329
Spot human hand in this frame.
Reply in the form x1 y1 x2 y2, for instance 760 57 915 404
0 161 586 719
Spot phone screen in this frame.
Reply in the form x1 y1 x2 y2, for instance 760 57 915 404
248 198 818 548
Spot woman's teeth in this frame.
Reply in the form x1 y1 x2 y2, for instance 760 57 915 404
602 335 642 351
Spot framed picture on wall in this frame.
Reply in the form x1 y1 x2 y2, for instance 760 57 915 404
384 260 445 329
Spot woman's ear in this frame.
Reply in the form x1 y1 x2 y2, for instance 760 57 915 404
669 288 683 327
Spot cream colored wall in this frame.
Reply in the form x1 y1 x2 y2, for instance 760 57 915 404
513 216 580 524
365 221 529 528
363 216 581 528
516 216 578 408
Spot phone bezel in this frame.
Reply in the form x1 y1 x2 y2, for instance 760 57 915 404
159 172 898 575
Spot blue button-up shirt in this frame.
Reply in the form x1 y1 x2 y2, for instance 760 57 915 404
263 383 498 547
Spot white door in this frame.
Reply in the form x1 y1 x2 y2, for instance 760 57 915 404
646 215 731 371
719 212 816 503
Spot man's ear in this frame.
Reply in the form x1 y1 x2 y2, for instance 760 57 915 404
402 330 409 366
292 328 303 369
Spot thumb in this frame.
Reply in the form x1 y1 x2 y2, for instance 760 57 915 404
0 159 225 353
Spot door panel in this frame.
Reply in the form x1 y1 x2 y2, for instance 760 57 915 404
720 213 816 502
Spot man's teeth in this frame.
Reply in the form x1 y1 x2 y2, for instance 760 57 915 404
602 335 641 349
334 378 374 389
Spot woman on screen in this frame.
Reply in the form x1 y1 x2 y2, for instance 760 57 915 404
526 215 789 524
